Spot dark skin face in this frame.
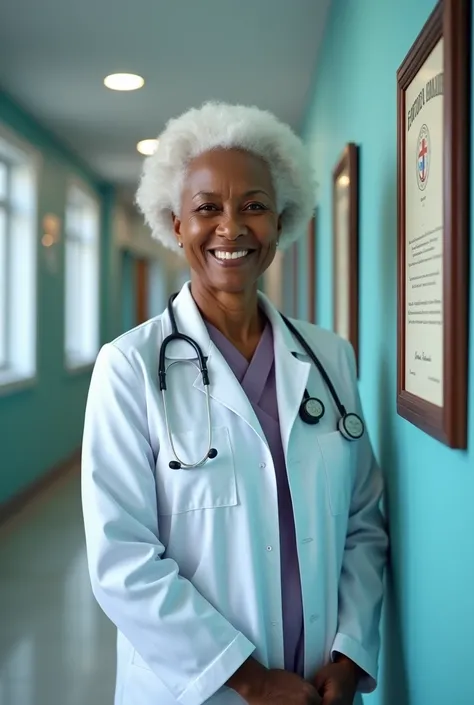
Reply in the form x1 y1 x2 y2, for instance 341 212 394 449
172 148 282 359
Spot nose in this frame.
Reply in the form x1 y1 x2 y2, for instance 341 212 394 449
215 212 248 240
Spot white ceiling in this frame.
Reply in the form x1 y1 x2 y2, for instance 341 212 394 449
0 0 330 192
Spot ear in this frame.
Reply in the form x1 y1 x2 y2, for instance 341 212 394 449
172 212 182 247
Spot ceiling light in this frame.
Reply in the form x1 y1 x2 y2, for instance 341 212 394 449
137 139 159 156
104 73 145 91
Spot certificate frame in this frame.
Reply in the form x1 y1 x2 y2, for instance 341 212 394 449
308 215 317 324
396 0 470 448
332 143 359 372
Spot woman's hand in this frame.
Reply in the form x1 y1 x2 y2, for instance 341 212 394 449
312 655 361 705
228 657 322 705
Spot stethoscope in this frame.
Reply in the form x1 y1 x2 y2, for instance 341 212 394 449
159 294 364 469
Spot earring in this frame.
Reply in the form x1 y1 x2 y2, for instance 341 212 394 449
178 242 183 248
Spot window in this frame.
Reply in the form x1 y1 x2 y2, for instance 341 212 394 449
0 127 38 389
64 181 100 369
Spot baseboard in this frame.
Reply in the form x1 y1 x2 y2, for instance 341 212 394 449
0 447 81 527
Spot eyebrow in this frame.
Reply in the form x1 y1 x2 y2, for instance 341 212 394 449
192 189 271 200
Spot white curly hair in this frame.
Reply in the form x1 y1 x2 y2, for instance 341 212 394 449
135 101 315 253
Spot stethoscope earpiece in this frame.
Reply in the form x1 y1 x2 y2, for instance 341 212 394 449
169 448 218 470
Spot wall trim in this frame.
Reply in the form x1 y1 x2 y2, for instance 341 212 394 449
0 447 81 527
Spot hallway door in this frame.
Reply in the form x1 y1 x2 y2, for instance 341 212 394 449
136 258 149 324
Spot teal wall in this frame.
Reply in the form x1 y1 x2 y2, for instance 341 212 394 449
0 90 120 507
297 1 474 704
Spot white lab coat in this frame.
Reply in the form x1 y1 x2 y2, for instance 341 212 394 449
81 282 387 705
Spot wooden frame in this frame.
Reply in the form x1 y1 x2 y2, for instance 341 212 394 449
396 0 470 448
307 215 317 324
136 258 149 324
332 143 359 371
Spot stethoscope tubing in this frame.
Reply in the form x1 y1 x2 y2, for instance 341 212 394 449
161 358 214 469
279 314 347 418
159 294 362 468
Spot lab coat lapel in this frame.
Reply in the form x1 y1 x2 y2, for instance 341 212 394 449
258 294 311 460
194 346 268 448
164 284 268 448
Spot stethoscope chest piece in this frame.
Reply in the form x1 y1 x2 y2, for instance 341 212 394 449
338 413 365 441
299 396 325 425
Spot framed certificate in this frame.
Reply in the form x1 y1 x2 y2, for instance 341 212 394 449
397 0 470 447
332 143 359 372
307 215 317 324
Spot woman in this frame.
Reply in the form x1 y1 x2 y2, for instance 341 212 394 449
81 102 387 705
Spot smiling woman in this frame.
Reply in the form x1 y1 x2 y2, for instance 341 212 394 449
82 101 387 705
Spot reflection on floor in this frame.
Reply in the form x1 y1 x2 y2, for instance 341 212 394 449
0 467 116 705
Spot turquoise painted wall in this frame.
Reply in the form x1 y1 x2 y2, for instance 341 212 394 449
298 1 474 704
0 90 120 506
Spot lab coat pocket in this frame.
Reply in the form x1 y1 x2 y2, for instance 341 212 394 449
156 426 237 515
317 431 353 516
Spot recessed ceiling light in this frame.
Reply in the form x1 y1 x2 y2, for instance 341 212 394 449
104 73 145 91
137 139 159 156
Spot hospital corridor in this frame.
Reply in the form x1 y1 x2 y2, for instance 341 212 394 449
1 1 474 705
0 467 116 705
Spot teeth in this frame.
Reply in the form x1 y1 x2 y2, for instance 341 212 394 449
214 250 249 260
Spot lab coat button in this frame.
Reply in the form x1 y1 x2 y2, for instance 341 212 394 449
266 545 273 552
302 537 314 544
259 462 266 469
310 614 319 623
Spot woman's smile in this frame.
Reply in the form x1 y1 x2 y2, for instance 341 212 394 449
207 247 257 266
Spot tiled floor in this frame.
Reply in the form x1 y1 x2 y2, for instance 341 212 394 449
0 468 116 705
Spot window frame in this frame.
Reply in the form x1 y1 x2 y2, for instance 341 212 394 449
0 122 40 396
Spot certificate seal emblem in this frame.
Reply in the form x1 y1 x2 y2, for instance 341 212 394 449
416 123 430 191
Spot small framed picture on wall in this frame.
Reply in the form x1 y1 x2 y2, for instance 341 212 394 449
332 143 360 372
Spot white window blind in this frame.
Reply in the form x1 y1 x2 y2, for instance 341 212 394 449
64 182 100 369
0 127 38 391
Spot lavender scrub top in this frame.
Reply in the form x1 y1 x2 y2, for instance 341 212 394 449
204 317 305 676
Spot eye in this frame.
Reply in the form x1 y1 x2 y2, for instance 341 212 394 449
244 202 267 211
197 203 219 212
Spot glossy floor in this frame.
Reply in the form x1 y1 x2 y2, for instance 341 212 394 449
0 468 116 705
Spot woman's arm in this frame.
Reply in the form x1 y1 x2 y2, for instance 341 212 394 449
81 343 255 705
329 340 388 692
